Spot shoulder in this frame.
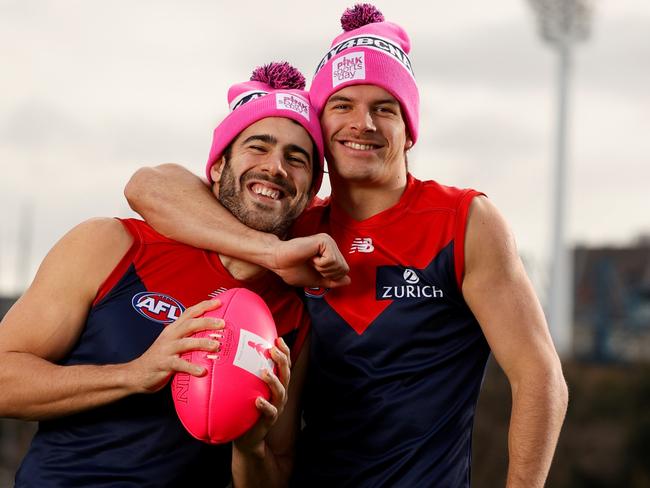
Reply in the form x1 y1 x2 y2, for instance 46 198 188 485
35 218 135 298
413 176 483 211
56 218 133 257
464 196 519 279
466 196 512 242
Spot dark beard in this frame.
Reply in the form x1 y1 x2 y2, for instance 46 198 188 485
217 160 308 238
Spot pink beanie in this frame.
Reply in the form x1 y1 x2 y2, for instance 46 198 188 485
206 62 325 193
310 4 419 143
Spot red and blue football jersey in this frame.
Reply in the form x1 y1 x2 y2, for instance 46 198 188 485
292 175 491 488
16 219 309 488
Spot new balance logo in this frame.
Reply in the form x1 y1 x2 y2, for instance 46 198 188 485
349 237 374 254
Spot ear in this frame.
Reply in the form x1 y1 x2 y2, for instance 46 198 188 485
405 139 413 150
210 156 226 184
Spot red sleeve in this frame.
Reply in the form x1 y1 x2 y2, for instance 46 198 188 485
453 190 485 290
92 218 143 306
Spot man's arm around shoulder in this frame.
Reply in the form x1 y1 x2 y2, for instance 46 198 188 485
125 164 350 288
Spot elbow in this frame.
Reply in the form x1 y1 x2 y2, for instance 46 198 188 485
124 166 156 214
541 358 569 420
0 378 21 419
556 366 569 417
512 355 569 418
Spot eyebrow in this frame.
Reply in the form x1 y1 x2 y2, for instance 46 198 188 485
241 134 277 146
242 133 311 165
326 95 399 106
326 95 351 104
375 98 399 106
286 143 312 165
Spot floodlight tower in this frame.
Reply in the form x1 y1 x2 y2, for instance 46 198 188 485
528 0 593 356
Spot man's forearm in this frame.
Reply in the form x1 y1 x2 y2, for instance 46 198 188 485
0 352 136 421
125 164 351 288
232 442 291 488
506 369 568 488
125 164 280 268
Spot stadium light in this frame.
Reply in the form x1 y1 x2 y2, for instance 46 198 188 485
527 0 594 356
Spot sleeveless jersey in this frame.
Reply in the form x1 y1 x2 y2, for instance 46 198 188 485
292 175 491 488
16 218 309 488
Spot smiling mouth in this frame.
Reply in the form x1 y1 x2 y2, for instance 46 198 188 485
342 141 381 151
249 182 283 201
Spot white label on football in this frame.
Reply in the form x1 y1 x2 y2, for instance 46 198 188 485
233 329 274 379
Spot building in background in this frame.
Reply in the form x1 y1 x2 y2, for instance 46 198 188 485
0 297 18 320
573 237 650 362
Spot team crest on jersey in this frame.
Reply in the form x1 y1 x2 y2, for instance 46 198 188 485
131 292 185 324
304 286 329 298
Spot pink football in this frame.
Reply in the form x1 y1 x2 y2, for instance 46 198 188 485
171 288 278 444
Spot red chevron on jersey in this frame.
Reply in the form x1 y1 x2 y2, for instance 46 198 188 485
324 244 391 334
294 175 480 335
293 175 490 487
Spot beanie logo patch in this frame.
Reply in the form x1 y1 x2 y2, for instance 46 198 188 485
315 34 414 79
332 52 366 87
229 90 269 111
275 93 310 121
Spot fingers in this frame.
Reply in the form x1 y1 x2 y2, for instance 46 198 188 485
168 299 225 339
254 396 278 421
178 316 225 337
262 365 287 410
170 356 207 377
175 336 221 355
275 337 291 368
313 234 350 281
272 339 291 389
181 299 222 320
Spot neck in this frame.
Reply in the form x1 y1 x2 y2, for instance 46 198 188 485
219 254 267 281
330 171 408 221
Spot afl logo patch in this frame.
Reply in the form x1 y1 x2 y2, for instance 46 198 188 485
132 292 185 324
304 287 329 299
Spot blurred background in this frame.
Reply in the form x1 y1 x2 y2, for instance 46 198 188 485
1 0 648 486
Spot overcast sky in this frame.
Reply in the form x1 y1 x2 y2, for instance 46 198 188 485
1 0 648 296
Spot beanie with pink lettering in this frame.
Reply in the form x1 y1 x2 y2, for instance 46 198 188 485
310 4 419 144
206 62 325 193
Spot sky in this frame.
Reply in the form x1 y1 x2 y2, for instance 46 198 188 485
1 0 649 296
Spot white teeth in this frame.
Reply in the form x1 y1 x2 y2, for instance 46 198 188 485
344 141 375 151
251 183 280 200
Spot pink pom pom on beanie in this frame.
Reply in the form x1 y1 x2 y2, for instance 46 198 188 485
310 4 419 144
206 62 325 193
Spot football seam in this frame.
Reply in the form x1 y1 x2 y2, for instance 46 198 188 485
206 288 240 441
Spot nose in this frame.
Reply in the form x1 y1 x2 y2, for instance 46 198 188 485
349 108 376 133
259 150 288 178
